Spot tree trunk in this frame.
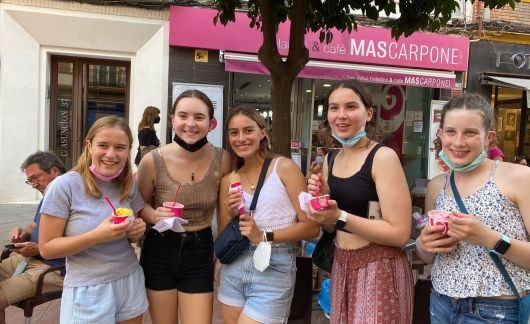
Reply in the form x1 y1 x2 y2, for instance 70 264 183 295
270 74 296 157
257 0 309 158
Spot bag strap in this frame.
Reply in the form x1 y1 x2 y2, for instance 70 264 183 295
249 158 272 213
449 172 521 300
327 149 339 178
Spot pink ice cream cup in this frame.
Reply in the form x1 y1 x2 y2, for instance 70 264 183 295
310 194 331 210
113 207 134 225
428 210 451 235
163 202 184 217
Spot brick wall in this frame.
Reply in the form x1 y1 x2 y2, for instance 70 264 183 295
490 1 530 25
471 1 530 25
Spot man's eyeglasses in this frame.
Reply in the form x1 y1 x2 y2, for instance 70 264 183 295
25 172 44 185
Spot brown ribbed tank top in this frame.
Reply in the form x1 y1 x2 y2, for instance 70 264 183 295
152 147 223 227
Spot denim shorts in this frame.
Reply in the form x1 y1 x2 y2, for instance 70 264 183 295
430 290 519 324
218 244 296 324
140 227 214 293
60 266 148 324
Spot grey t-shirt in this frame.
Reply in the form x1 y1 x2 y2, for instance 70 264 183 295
40 171 144 288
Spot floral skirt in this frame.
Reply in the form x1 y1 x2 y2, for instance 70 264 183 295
330 243 413 324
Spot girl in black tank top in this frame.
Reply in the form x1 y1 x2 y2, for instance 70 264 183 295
306 80 413 323
328 144 382 220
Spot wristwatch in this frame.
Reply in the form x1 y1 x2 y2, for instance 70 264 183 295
335 210 348 230
490 234 511 255
266 230 274 242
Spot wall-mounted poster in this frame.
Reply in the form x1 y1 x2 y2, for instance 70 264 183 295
507 112 516 126
428 100 448 179
505 130 516 141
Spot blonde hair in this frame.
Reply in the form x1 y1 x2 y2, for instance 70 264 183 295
72 116 134 202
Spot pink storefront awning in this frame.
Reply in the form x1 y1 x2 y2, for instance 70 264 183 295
223 52 456 89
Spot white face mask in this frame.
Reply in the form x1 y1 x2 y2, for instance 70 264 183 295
253 232 271 272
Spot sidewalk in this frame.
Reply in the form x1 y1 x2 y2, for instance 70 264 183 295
1 203 328 324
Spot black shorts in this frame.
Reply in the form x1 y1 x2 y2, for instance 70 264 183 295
140 227 214 293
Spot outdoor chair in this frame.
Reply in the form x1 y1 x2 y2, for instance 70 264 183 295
1 248 64 324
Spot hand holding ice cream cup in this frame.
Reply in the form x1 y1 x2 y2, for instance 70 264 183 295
113 207 134 226
163 202 184 217
309 176 331 210
428 210 451 235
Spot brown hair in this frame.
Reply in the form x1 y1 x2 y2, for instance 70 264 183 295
327 80 377 146
440 93 493 132
171 90 214 120
72 116 134 202
225 105 275 169
138 106 160 131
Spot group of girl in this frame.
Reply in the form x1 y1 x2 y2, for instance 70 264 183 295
36 80 530 324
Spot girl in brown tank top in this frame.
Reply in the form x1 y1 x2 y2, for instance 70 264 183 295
137 90 231 324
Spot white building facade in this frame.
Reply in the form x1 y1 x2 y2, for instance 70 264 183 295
0 0 169 203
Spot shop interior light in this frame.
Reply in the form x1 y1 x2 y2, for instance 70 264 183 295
317 104 324 117
323 84 331 87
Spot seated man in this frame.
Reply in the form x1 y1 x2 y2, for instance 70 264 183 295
0 151 65 324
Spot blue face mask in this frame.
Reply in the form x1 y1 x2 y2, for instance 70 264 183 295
331 129 366 148
438 150 486 173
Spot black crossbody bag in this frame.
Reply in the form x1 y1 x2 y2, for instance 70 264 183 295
214 159 271 264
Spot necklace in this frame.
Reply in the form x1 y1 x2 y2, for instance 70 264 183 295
191 163 198 182
241 169 260 191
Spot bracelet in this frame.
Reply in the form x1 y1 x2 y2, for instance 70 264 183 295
415 238 426 254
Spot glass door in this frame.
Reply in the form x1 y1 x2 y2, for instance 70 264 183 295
50 56 130 169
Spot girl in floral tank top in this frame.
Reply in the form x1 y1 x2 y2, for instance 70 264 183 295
417 94 530 324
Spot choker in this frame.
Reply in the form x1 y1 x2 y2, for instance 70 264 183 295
173 133 209 152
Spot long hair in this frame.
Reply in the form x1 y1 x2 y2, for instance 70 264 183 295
72 116 134 202
225 105 275 169
171 90 214 120
138 106 160 131
327 80 377 147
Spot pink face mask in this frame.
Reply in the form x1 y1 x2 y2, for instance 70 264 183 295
89 164 123 181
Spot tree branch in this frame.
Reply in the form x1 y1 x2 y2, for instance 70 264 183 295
257 0 282 74
285 0 309 75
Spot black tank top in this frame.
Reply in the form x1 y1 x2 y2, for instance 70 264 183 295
328 144 383 219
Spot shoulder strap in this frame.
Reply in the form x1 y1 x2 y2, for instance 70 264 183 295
450 172 521 300
327 149 339 178
249 158 272 212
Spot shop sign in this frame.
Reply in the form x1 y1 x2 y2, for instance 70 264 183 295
170 6 469 72
496 52 530 70
291 140 301 149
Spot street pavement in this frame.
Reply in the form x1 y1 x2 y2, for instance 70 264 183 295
1 202 328 324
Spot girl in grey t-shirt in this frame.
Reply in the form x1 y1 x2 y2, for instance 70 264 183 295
39 116 148 324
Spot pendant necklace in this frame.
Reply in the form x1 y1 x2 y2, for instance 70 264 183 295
191 163 199 182
242 169 260 192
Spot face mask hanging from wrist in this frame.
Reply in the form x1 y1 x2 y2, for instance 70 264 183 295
331 128 366 147
438 150 486 173
253 231 271 272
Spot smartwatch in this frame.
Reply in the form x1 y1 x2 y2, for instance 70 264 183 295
490 234 511 255
266 230 274 242
336 210 348 230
